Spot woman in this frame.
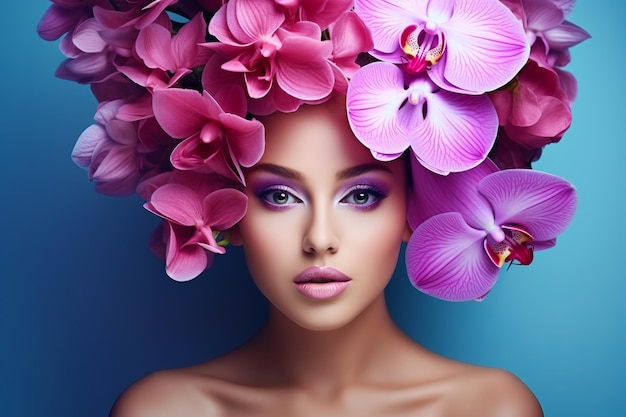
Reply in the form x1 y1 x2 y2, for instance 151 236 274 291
36 0 587 415
109 95 543 416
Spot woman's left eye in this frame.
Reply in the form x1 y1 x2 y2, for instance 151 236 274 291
340 187 386 208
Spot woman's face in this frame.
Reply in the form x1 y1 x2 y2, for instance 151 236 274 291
237 97 410 331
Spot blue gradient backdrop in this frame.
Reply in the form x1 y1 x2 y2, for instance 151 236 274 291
1 2 623 416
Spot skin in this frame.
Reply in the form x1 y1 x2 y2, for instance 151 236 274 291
110 96 543 417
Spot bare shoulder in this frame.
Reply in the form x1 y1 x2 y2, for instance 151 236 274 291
444 366 543 417
109 368 223 417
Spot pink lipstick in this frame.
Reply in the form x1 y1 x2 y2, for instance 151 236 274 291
293 266 352 300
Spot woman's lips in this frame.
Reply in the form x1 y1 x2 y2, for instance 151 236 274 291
293 266 352 300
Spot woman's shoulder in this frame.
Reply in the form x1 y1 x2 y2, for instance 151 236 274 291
109 367 223 417
439 363 544 417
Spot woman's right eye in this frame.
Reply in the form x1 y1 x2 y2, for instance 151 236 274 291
259 187 302 208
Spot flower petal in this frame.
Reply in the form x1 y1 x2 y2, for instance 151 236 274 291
543 20 591 50
440 0 529 92
347 62 410 156
354 0 419 56
135 22 175 70
229 0 284 43
220 113 265 167
409 86 498 173
406 212 497 301
72 124 105 167
152 88 222 138
164 222 212 282
408 157 498 230
204 188 248 230
276 36 334 100
478 169 577 241
146 183 203 226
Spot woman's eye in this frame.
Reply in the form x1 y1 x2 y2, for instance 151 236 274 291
340 187 385 208
260 188 302 207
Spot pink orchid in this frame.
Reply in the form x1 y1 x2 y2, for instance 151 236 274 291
152 88 265 183
355 0 529 94
327 11 374 82
489 59 572 149
204 0 335 107
406 157 576 301
347 61 498 174
118 12 211 91
275 0 353 29
144 172 247 281
134 12 211 78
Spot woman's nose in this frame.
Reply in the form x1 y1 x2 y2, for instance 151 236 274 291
302 205 339 255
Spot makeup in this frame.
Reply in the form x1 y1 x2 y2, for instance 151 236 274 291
293 266 352 300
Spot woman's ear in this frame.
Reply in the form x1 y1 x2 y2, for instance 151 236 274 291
402 222 412 243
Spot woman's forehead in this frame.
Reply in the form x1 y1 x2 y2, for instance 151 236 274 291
259 98 373 167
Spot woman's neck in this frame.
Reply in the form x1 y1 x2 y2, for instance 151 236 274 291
246 294 417 394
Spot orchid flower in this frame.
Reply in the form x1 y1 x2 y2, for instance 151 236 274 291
144 173 247 281
152 88 265 183
354 0 530 94
406 157 577 301
501 0 590 66
489 59 573 150
276 0 353 29
72 99 143 195
204 0 335 107
123 12 211 89
347 61 498 174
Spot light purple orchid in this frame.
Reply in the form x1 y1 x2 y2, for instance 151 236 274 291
406 157 577 301
152 87 265 183
354 0 529 94
347 61 498 174
144 172 247 281
501 0 590 67
72 97 174 195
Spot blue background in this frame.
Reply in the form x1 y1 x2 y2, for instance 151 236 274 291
1 2 623 416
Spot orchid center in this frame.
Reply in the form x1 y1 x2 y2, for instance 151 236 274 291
408 89 425 106
400 23 445 74
200 120 223 144
259 35 282 58
483 225 534 268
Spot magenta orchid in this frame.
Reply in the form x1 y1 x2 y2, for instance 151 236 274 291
406 157 577 301
355 0 529 94
347 62 498 174
203 0 341 113
120 12 211 90
489 59 572 151
152 87 265 183
277 0 354 28
143 171 247 281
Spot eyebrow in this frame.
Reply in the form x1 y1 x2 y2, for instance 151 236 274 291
249 162 392 181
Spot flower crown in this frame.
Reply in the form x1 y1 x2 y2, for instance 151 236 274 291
38 0 589 301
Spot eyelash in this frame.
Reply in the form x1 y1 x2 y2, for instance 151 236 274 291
257 184 387 211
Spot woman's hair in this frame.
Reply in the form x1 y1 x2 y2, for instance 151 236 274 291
38 0 589 301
